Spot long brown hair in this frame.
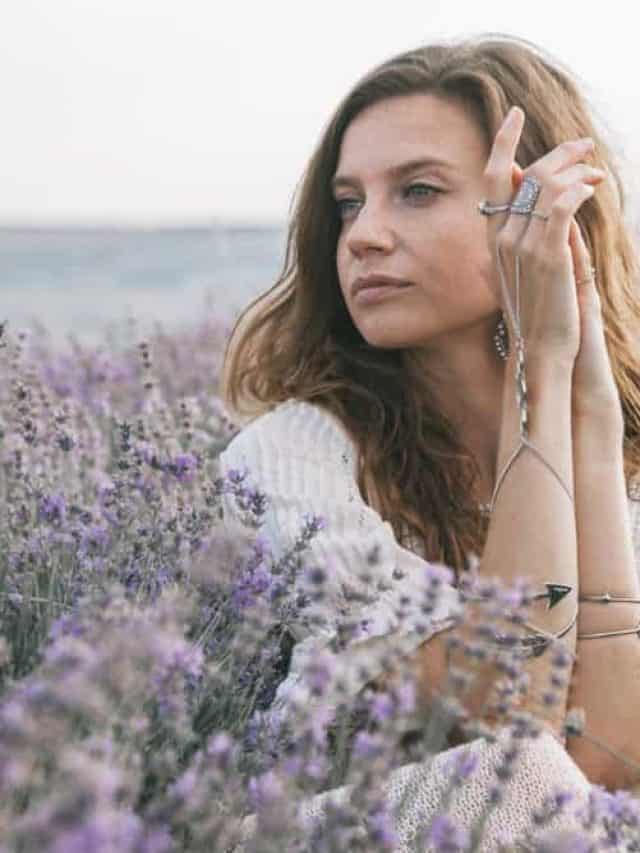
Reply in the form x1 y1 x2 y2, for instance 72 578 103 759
221 32 640 582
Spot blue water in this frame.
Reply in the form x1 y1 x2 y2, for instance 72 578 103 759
0 225 287 347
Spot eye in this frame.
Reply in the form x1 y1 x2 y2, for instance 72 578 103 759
333 183 441 221
335 197 361 218
404 182 440 199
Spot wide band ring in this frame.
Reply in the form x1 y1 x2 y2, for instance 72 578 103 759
509 175 542 215
478 175 544 218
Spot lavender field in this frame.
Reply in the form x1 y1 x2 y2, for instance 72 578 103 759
1 235 640 849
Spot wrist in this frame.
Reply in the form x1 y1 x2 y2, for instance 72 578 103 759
499 352 573 469
571 397 625 440
572 415 624 461
505 350 572 395
524 354 574 397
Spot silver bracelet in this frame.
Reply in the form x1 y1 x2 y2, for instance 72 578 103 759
464 585 640 651
490 605 578 659
489 604 640 650
462 583 578 658
577 619 640 640
579 592 640 604
577 591 640 639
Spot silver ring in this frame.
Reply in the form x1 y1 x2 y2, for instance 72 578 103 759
529 211 550 222
478 200 512 216
576 265 597 286
510 175 543 216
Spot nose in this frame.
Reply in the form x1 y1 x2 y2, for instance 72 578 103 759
344 200 396 256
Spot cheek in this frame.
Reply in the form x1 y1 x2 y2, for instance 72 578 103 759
431 222 493 281
336 240 350 294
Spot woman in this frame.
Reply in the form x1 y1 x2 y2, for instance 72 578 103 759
219 32 640 849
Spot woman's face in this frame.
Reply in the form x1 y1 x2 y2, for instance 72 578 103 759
333 93 498 353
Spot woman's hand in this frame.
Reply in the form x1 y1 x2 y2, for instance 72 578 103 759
508 159 622 428
482 107 606 370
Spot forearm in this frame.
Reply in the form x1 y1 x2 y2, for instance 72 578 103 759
420 356 579 740
566 420 640 789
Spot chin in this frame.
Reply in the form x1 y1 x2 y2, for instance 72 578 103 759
356 328 421 350
354 315 434 350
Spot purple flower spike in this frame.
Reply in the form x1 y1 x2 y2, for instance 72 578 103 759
370 691 395 723
445 746 479 783
247 769 285 811
367 800 398 849
353 730 384 760
426 813 471 852
170 452 199 482
38 493 67 524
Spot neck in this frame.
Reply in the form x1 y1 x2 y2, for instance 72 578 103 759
411 322 507 503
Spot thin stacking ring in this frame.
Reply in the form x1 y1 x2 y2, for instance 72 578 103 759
478 201 549 222
478 200 511 215
576 265 597 286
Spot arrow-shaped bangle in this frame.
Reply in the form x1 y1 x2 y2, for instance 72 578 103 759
531 583 573 610
461 582 573 611
492 606 579 659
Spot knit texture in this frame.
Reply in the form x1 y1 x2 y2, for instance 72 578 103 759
219 398 640 851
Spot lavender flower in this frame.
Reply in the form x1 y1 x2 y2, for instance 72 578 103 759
425 813 471 852
0 317 637 853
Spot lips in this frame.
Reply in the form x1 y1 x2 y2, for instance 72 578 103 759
351 275 411 298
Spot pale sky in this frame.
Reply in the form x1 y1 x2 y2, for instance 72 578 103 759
2 0 639 226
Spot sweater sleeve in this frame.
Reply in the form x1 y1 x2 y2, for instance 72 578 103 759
217 400 462 730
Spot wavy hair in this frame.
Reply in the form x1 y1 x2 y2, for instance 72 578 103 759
221 32 640 582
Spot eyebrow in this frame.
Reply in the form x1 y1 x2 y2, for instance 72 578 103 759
331 157 455 193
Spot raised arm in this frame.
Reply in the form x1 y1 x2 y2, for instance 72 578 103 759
415 108 604 747
416 352 577 743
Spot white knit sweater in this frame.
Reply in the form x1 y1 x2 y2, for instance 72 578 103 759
218 397 640 851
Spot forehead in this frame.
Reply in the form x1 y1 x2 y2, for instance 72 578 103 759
335 93 487 177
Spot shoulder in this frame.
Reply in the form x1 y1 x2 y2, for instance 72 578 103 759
217 399 387 594
219 398 357 473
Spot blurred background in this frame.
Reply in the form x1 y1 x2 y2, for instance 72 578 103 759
2 0 639 348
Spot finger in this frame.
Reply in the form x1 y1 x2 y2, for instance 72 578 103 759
512 162 524 186
544 183 595 256
569 218 600 311
502 143 599 250
529 136 595 178
482 106 525 245
569 218 593 286
553 164 605 189
519 167 605 249
499 162 545 251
